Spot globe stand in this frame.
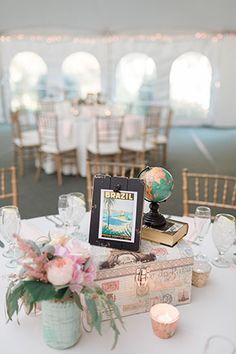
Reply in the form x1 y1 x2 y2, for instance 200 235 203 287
143 201 166 229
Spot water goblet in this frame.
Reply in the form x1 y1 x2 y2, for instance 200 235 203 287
0 205 21 268
212 213 235 268
193 206 211 258
203 335 236 354
67 192 86 238
58 194 70 231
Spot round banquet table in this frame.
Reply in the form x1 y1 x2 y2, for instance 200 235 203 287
0 213 236 354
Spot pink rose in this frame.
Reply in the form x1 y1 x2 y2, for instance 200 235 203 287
65 239 90 259
47 257 73 286
71 263 84 284
54 245 68 257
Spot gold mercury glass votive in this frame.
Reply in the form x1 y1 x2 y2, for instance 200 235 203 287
192 259 212 287
150 303 180 339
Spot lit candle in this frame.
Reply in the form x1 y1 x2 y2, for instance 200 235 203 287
157 312 173 323
192 259 212 287
150 303 180 339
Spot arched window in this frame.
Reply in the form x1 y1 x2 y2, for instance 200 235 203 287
115 53 157 109
170 52 212 118
62 52 101 99
9 52 47 111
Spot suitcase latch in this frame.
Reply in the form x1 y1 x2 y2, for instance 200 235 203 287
135 267 150 296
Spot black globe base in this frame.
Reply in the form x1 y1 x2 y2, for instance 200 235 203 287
143 202 166 229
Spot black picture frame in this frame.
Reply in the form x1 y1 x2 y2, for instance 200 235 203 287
89 174 145 251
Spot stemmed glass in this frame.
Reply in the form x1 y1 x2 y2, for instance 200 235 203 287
212 213 236 268
203 335 236 354
0 205 21 268
58 194 70 231
193 206 211 258
67 192 86 238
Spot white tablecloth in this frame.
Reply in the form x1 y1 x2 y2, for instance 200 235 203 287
1 214 236 354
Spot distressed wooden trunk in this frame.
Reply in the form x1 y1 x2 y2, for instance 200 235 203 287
92 239 193 318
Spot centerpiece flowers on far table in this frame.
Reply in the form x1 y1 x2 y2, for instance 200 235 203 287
6 235 123 349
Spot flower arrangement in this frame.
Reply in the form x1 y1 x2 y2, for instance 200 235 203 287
6 235 123 348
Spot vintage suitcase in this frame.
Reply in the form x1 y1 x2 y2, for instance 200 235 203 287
92 239 193 318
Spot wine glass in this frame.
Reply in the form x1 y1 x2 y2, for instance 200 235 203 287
212 213 236 268
203 335 236 354
0 205 21 268
193 206 211 258
58 194 70 231
67 192 86 238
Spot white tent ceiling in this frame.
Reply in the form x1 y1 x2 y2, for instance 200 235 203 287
0 0 235 35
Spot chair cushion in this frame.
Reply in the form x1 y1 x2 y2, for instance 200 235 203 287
40 144 77 154
120 139 154 152
87 142 120 155
156 135 167 144
14 130 39 147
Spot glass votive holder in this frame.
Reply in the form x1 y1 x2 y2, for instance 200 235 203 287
150 303 180 339
192 258 212 287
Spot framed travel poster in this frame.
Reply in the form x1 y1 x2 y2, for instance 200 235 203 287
89 175 145 251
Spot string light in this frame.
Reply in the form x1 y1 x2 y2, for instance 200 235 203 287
0 32 234 44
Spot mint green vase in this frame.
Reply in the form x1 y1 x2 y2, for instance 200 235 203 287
42 300 81 349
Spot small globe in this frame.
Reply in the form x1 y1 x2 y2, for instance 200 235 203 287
139 167 174 203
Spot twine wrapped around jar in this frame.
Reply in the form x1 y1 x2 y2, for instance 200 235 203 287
41 299 81 349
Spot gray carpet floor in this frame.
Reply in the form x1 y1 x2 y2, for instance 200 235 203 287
0 123 236 219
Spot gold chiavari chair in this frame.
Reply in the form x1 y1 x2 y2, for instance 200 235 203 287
154 107 173 166
0 166 18 207
86 160 145 208
36 112 78 186
87 115 124 163
120 108 159 165
182 168 236 217
11 110 39 176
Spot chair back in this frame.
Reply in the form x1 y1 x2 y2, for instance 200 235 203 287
0 166 18 206
39 101 56 113
10 111 22 143
143 106 161 148
95 115 124 154
160 107 173 139
182 168 236 217
11 110 39 145
147 105 173 139
86 160 145 208
37 112 59 151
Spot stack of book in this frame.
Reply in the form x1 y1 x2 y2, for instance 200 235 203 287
141 218 189 247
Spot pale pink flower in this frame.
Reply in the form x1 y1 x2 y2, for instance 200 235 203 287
50 234 69 246
65 238 90 258
47 257 73 286
54 245 68 257
71 263 84 285
84 272 95 285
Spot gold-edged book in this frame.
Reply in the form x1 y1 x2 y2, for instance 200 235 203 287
141 218 189 247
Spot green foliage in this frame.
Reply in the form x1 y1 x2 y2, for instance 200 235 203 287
24 240 41 255
73 292 83 311
6 280 73 320
6 281 124 349
6 281 25 320
82 286 124 349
